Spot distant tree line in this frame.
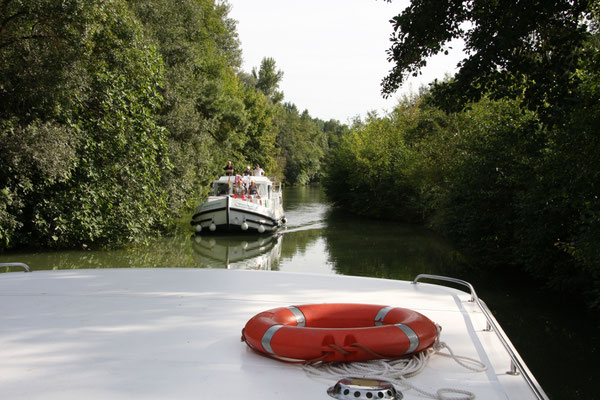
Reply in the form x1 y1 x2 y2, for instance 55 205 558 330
325 0 599 308
0 0 344 250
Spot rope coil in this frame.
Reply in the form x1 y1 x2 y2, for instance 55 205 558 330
303 340 487 400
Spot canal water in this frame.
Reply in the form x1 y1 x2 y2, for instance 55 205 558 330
1 185 597 399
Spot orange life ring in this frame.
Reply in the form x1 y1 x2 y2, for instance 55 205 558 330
241 303 439 362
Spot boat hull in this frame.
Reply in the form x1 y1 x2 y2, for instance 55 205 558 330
191 196 283 233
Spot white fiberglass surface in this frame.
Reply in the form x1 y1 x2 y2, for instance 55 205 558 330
0 269 533 399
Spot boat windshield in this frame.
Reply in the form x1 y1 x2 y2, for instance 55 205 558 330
214 183 232 196
212 178 272 199
257 184 269 198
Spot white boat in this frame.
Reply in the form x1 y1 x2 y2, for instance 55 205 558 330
0 264 548 400
190 175 286 233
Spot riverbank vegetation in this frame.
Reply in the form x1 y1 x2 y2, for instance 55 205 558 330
0 0 341 249
1 0 598 308
325 0 599 308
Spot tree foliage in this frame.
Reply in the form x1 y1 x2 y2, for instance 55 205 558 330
373 0 600 307
252 57 284 104
382 0 595 120
0 0 341 249
0 0 169 247
129 0 250 211
324 107 420 221
276 104 328 185
324 85 600 308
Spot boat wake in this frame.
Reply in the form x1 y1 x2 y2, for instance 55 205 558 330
282 221 327 234
282 203 329 233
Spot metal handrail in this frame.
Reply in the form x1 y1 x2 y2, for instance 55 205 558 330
413 274 549 400
0 262 31 272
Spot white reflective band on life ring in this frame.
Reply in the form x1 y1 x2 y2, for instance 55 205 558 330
395 323 419 354
374 306 394 326
261 324 283 355
287 306 306 327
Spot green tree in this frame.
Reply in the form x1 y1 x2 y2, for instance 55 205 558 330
240 84 278 174
0 0 169 248
434 98 546 265
323 88 600 307
242 56 338 183
324 104 421 221
130 0 248 210
382 0 595 120
276 105 327 185
381 0 600 307
319 118 350 150
252 57 284 103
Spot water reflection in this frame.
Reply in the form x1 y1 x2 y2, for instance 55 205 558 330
0 233 199 271
277 185 467 278
191 233 282 270
322 208 467 280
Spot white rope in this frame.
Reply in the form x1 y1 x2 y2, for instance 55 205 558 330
302 340 487 400
433 341 487 373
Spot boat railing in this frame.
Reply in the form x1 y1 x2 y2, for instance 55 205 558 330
246 196 266 207
413 274 550 400
272 180 282 193
0 262 31 272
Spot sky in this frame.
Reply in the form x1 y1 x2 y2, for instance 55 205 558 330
226 0 465 123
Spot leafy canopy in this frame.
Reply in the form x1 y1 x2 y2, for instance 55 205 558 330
382 0 595 117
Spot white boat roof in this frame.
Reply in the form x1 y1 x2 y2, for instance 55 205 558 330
0 268 547 400
214 175 274 184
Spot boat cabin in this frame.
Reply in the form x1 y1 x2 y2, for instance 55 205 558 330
212 176 275 200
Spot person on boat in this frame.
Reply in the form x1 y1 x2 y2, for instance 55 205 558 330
233 177 247 200
243 166 252 176
248 180 262 205
224 161 234 176
248 181 260 196
253 164 264 176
